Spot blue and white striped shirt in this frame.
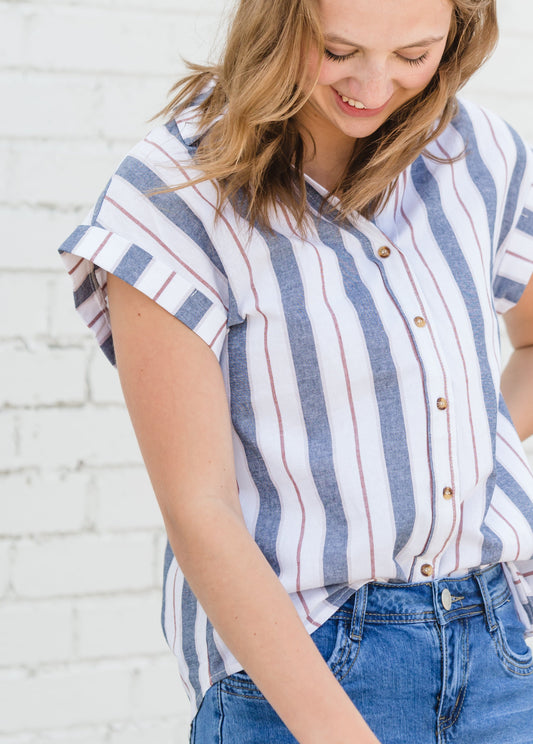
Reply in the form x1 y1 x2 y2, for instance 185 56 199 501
59 97 533 719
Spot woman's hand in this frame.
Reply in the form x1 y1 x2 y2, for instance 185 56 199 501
107 274 381 744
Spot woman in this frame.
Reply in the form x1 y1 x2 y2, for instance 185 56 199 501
59 0 533 741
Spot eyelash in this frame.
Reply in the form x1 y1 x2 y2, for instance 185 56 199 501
323 49 430 67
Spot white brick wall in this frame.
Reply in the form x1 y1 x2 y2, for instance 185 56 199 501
1 2 533 742
1 1 228 741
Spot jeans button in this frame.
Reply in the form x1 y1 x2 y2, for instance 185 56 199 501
441 588 452 611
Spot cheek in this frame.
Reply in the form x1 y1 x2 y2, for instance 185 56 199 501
304 48 324 89
305 50 344 88
409 47 446 90
315 60 347 87
401 62 441 93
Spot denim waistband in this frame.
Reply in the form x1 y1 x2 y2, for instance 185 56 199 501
340 564 509 637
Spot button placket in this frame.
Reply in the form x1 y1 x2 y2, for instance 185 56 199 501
365 228 458 581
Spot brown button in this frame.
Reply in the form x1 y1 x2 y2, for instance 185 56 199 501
421 564 434 577
437 397 448 410
414 316 426 328
378 246 391 258
443 487 454 500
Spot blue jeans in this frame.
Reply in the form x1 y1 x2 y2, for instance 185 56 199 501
190 564 533 743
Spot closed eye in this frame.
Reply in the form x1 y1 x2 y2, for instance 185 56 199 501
324 48 357 63
324 48 431 66
400 51 430 66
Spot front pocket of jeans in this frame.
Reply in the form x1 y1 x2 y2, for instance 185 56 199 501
491 596 533 675
220 669 266 699
310 611 361 682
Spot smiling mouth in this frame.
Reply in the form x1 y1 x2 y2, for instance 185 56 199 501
334 89 392 115
338 94 367 109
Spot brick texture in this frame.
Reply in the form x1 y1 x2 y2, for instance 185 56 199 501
2 1 533 743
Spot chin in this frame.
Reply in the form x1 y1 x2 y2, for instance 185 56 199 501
339 117 388 139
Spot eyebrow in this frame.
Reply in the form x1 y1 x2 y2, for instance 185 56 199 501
323 34 445 50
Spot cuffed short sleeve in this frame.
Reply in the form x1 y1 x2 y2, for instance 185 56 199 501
493 149 533 314
58 129 229 364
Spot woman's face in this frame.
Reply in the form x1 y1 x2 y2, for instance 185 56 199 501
300 0 453 157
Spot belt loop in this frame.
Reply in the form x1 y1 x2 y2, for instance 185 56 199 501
350 584 368 641
474 570 498 632
431 579 445 625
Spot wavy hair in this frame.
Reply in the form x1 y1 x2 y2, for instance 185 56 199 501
156 0 498 230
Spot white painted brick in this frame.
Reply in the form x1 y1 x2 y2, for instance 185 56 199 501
0 735 34 744
0 273 48 338
0 600 73 666
0 143 12 203
0 665 131 731
497 2 533 35
466 36 531 98
17 406 142 469
0 471 88 536
97 75 178 142
0 410 18 471
0 206 86 271
130 657 186 721
77 591 167 658
0 72 102 140
4 140 129 207
48 274 94 342
34 727 109 744
0 541 10 596
12 533 155 597
92 467 163 532
0 729 110 744
88 348 125 405
0 347 87 407
108 719 186 744
0 722 185 744
28 0 227 13
23 7 218 76
0 5 26 71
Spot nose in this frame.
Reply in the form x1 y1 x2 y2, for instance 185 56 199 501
345 60 394 109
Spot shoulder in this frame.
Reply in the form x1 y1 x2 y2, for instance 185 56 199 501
110 109 212 198
88 102 222 240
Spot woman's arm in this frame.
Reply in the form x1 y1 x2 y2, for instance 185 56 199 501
107 274 380 744
501 274 533 441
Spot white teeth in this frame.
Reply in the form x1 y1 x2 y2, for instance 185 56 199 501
341 95 366 109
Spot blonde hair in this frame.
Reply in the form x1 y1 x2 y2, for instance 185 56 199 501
157 0 498 230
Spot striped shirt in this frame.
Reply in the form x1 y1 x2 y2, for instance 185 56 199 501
59 97 533 719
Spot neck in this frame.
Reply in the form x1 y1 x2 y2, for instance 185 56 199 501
298 126 355 193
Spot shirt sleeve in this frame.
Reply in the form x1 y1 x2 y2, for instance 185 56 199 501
58 135 229 365
493 146 533 314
